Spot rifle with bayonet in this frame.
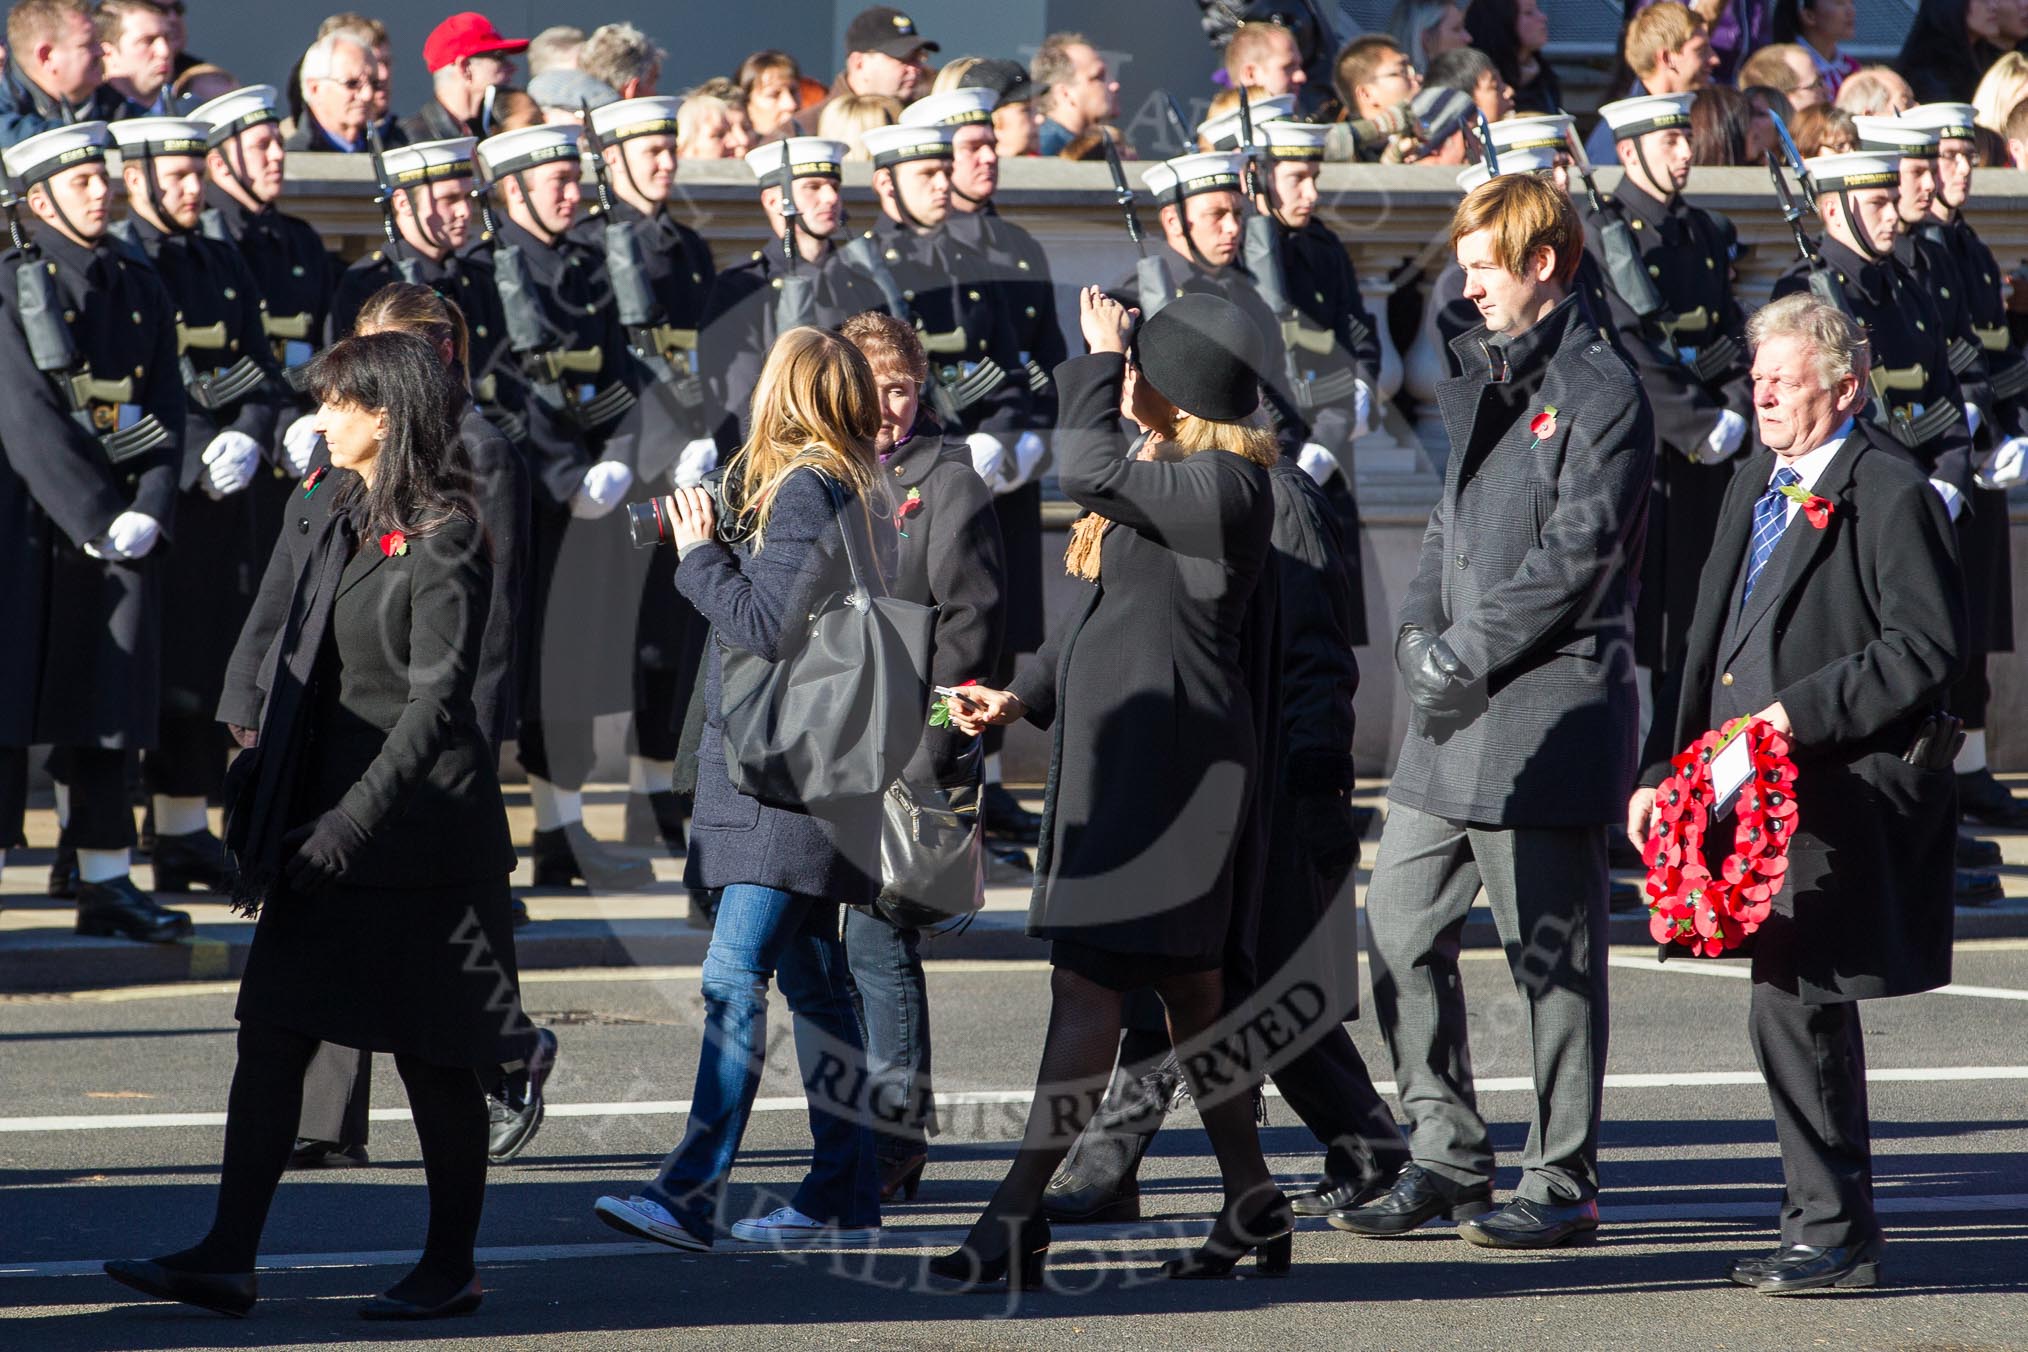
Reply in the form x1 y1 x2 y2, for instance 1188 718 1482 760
1557 109 1667 323
367 124 423 285
1230 86 1334 420
1101 125 1172 317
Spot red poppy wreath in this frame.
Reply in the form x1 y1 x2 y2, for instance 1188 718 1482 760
1641 718 1800 956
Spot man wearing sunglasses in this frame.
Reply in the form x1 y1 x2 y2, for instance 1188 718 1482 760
285 28 377 153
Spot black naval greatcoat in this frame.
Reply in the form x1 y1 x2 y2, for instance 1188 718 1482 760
0 229 184 748
327 245 520 438
1580 181 1753 672
700 237 890 454
945 202 1065 655
120 212 287 727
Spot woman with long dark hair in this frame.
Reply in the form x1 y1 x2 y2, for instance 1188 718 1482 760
938 287 1283 1288
104 332 527 1321
1689 83 1756 165
1465 0 1562 115
592 326 887 1252
1899 0 2010 103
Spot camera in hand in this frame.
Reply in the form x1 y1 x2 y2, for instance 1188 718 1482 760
627 468 736 550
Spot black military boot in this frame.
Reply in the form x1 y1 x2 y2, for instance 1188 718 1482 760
75 875 192 943
48 839 77 899
1041 1051 1188 1224
531 822 654 891
623 791 690 853
151 829 235 893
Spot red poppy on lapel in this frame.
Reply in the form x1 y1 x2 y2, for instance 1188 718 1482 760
301 466 327 497
379 530 408 558
1776 481 1834 529
1528 405 1558 447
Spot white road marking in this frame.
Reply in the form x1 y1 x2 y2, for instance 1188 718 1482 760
9 1065 2028 1134
1609 955 2028 1001
9 1191 2028 1280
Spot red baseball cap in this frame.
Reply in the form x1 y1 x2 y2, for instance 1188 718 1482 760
423 12 530 72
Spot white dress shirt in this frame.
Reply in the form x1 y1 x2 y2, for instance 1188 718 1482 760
1769 418 1851 526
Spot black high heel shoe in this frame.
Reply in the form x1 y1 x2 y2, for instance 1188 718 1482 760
1161 1191 1295 1279
880 1152 927 1203
926 1214 1051 1293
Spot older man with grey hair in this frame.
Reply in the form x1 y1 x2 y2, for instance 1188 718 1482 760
578 22 662 99
1631 292 1964 1296
288 29 377 151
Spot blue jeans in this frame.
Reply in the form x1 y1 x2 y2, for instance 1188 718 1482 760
842 906 936 1161
645 884 881 1239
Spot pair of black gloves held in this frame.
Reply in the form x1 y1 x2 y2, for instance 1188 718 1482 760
280 809 371 896
1396 624 1477 717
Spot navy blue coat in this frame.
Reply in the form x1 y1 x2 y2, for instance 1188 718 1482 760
676 467 892 904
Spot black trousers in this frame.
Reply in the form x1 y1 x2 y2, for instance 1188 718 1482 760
44 746 136 850
516 719 596 791
0 746 28 849
1749 979 1877 1249
144 714 230 799
1952 658 1991 729
299 1041 374 1146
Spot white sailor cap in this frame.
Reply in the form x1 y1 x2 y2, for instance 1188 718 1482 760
900 87 997 130
744 136 847 185
3 121 111 187
476 123 583 182
1805 149 1903 192
1195 94 1298 151
589 96 683 145
861 121 955 169
1143 151 1244 202
1903 102 1979 142
1598 92 1694 141
190 84 280 146
382 136 478 187
1853 115 1937 157
1455 140 1563 191
1258 118 1329 161
1484 113 1574 155
109 117 213 158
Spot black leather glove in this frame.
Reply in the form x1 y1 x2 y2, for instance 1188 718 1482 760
281 808 370 896
1396 625 1475 715
1292 790 1362 891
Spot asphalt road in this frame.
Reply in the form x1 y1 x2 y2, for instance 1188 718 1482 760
4 943 2028 1351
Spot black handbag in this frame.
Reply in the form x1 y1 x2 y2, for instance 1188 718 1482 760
875 745 987 929
717 474 935 809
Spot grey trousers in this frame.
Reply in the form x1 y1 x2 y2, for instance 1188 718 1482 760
1749 981 1876 1249
1364 801 1609 1204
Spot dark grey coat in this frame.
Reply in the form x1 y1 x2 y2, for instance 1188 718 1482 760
1009 353 1276 964
1641 424 1964 1003
1391 295 1654 829
676 467 892 904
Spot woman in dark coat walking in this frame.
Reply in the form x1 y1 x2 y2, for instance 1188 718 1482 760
837 311 1007 1202
105 332 527 1321
943 288 1284 1286
592 326 885 1252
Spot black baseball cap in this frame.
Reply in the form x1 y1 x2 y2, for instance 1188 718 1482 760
958 58 1034 107
845 6 938 59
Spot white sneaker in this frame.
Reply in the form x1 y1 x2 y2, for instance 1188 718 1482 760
592 1194 711 1252
728 1206 881 1247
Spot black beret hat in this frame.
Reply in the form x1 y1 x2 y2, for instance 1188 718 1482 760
958 58 1033 107
1132 292 1265 423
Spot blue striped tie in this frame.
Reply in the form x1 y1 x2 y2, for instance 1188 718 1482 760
1742 467 1802 606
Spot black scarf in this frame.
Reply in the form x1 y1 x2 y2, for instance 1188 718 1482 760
224 503 361 915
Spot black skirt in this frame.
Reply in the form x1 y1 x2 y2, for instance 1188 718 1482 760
236 876 528 1068
1050 937 1222 993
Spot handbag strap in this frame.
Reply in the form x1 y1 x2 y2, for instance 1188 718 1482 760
812 471 882 602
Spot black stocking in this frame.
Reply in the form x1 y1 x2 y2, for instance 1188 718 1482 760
1154 969 1276 1215
382 1055 488 1305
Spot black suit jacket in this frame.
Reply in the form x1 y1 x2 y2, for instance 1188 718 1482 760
1641 422 1964 1002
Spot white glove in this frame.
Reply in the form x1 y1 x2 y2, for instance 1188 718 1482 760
1968 403 1986 439
1005 430 1048 494
569 459 633 519
1351 378 1374 439
200 430 262 498
1976 434 2028 490
1698 409 1747 465
672 437 719 489
1930 477 1966 521
281 413 322 477
104 511 162 560
1297 442 1344 486
966 432 1010 490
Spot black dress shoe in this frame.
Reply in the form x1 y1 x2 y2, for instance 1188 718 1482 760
488 1027 558 1163
684 888 719 930
74 876 191 943
1957 832 2004 868
981 782 1041 846
623 790 690 852
288 1137 369 1168
48 843 77 899
1956 868 2005 906
151 829 234 893
1727 1245 1792 1287
1326 1163 1492 1237
359 1274 483 1320
1290 1170 1393 1218
1958 767 2028 828
1753 1242 1881 1294
103 1259 256 1317
1457 1196 1600 1249
1608 879 1645 913
984 841 1033 886
530 822 654 891
508 895 532 928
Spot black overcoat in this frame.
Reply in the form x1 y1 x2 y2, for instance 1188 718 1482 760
1640 423 1964 1003
233 506 522 1065
0 231 183 749
1391 295 1653 829
1007 353 1276 965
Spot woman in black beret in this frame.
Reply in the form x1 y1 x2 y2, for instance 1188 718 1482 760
939 286 1285 1287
